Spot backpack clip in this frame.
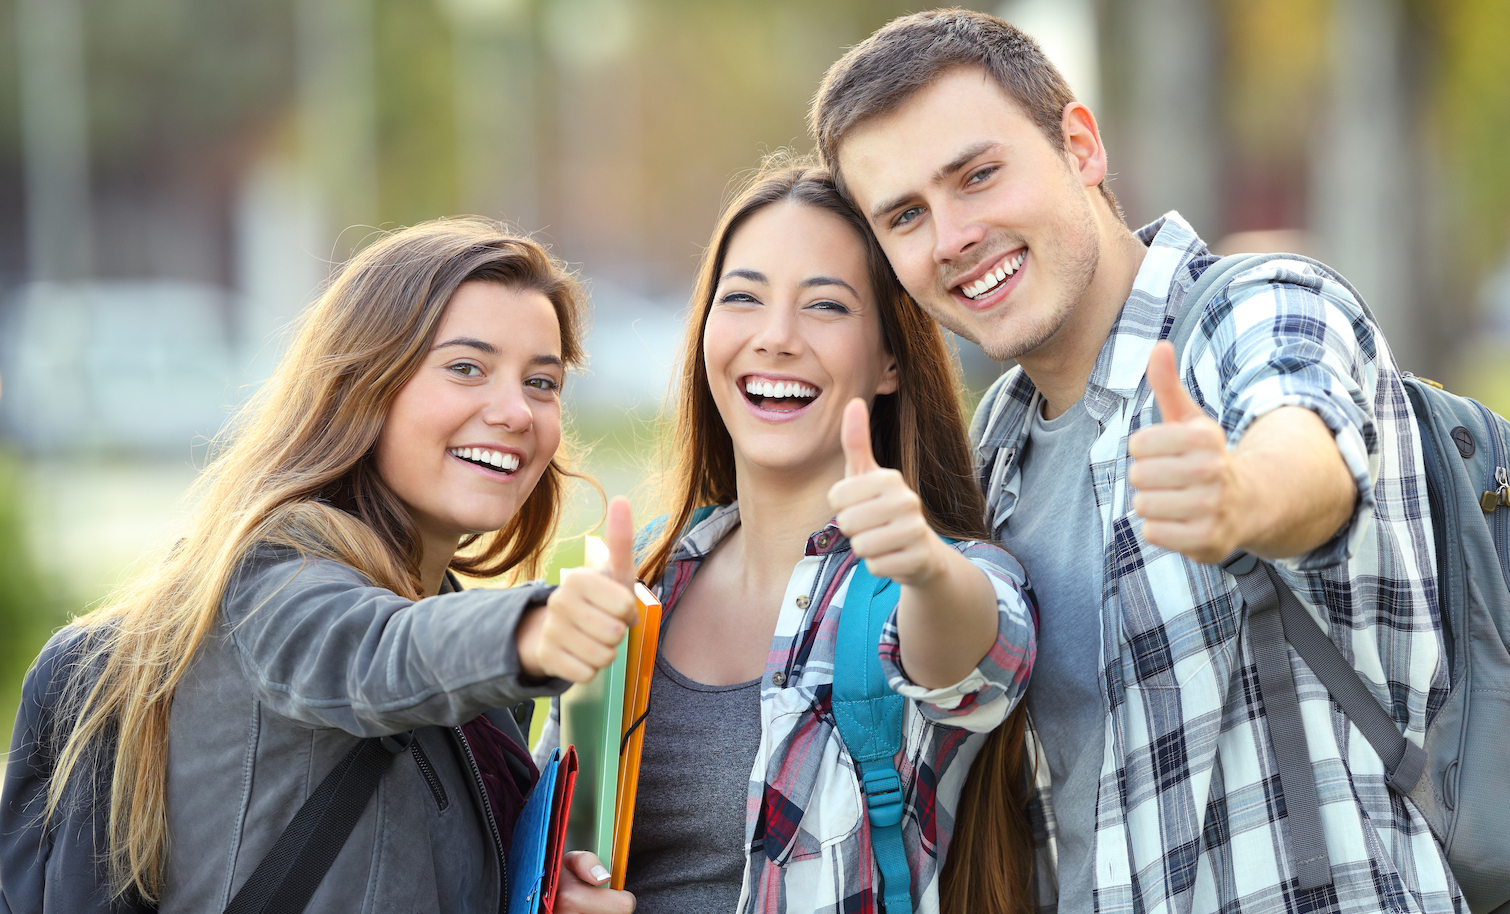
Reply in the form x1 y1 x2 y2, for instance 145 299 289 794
1481 467 1509 513
861 767 904 828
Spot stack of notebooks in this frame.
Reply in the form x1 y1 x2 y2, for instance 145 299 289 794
506 535 663 912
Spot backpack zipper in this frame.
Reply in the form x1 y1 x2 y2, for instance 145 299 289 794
453 725 508 913
409 738 449 811
1472 400 1510 590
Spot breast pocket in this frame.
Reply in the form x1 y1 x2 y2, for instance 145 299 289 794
756 685 863 865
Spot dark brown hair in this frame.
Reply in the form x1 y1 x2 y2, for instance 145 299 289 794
639 154 1033 914
810 7 1119 216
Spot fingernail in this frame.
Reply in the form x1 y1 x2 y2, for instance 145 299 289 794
591 865 611 884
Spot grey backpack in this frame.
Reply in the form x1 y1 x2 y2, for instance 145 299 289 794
1173 253 1510 913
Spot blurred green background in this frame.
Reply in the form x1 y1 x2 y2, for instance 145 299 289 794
1 0 1509 753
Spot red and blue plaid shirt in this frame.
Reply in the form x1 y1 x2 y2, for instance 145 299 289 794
651 504 1036 914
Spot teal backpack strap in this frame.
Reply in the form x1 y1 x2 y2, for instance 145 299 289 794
831 559 911 914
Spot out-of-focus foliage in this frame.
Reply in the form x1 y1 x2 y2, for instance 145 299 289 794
0 451 65 753
1425 0 1510 280
374 0 457 227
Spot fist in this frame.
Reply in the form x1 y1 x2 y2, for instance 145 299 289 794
1128 341 1243 564
827 398 946 586
517 497 638 682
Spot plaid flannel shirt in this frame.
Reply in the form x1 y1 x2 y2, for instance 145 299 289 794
650 503 1035 914
971 213 1462 914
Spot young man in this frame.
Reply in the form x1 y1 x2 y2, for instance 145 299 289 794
812 9 1460 914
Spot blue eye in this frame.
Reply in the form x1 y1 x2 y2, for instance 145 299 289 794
965 165 998 186
892 205 923 228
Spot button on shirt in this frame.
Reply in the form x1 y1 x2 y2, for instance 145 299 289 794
651 504 1036 914
970 213 1458 914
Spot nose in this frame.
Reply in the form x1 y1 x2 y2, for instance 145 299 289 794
751 301 800 357
931 198 985 265
481 383 534 432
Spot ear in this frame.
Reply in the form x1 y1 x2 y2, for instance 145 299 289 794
1061 102 1108 189
875 356 900 396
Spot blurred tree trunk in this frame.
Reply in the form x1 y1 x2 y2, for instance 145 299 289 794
1309 0 1436 373
1095 0 1221 234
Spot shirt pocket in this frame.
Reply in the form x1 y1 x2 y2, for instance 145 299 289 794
756 684 863 865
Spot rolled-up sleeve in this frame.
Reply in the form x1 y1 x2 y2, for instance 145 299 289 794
225 552 569 736
1185 260 1381 571
876 541 1036 732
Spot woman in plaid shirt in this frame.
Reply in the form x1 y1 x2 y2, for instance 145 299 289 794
560 158 1038 914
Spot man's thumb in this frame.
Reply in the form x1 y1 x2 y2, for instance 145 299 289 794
1147 341 1202 423
841 398 879 477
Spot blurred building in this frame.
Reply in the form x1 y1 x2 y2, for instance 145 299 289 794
0 0 1507 457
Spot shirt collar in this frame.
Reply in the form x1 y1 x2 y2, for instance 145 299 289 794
1086 211 1214 403
667 502 849 566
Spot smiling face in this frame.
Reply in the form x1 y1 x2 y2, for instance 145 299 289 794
375 280 564 564
703 200 898 484
836 67 1105 363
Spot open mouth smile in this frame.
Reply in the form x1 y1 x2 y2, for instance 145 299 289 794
957 248 1027 303
448 446 521 475
741 376 819 415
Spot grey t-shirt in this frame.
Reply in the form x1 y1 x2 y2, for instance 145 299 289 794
1000 398 1104 914
624 653 761 913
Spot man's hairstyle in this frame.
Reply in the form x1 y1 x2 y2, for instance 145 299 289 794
810 7 1120 215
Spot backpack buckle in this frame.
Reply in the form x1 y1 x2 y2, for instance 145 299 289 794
861 767 904 828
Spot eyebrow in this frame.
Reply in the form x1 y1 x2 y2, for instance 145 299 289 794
433 336 498 354
720 270 860 299
868 140 1005 221
433 337 564 369
801 276 860 298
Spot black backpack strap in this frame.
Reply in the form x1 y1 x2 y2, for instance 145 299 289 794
223 732 412 914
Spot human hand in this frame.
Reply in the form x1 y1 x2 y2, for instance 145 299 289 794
827 398 948 586
552 851 636 914
517 497 638 682
1128 341 1247 564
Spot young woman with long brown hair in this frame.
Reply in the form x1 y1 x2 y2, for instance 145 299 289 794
0 217 641 914
564 158 1037 914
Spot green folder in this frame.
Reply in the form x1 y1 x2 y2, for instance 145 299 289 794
558 633 628 864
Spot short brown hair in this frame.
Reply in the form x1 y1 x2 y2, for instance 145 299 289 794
810 7 1119 215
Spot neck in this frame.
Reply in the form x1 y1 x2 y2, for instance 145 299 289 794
1017 207 1148 420
417 535 458 598
731 457 844 586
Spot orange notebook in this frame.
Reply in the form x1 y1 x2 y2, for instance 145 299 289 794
610 582 662 890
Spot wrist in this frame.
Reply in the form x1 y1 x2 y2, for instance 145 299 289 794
515 603 547 679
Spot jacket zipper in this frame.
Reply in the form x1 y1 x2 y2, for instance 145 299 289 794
409 739 449 811
453 725 508 912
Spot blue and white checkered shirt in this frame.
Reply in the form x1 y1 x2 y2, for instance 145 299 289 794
971 213 1462 914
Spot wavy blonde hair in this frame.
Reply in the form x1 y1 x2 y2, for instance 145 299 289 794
44 217 588 903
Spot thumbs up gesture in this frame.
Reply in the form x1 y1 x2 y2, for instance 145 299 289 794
827 398 946 586
1127 341 1245 564
517 496 640 683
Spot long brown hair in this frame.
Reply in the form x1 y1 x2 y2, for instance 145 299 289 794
639 155 1033 914
45 217 588 903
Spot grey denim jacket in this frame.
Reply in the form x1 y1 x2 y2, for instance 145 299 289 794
155 547 566 914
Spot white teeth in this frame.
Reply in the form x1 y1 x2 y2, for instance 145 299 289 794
449 447 520 472
963 251 1027 300
744 379 818 399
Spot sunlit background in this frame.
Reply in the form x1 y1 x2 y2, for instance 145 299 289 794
2 0 1508 748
